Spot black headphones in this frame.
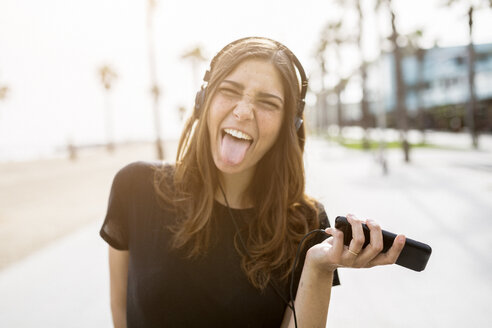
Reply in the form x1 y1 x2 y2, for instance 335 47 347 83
193 37 308 131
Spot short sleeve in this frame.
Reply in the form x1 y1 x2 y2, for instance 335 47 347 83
315 203 341 286
99 165 132 250
292 202 340 298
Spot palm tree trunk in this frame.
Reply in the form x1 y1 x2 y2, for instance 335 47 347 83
356 0 370 150
416 48 426 144
390 4 410 162
466 6 478 149
320 63 327 133
336 86 344 142
147 0 164 160
105 92 114 153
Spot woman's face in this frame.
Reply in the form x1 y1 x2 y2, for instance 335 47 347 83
207 58 285 177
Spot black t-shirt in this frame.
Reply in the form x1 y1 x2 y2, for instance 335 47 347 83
100 161 340 327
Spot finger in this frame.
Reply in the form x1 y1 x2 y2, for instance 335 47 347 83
357 219 384 264
319 233 334 245
367 234 406 267
340 214 364 266
325 227 344 258
346 214 365 256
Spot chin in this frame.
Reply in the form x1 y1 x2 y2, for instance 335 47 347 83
213 156 255 177
215 159 244 174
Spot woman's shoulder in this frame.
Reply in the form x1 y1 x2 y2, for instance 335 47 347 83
314 201 330 228
303 199 330 229
115 161 174 179
112 161 175 194
291 198 330 229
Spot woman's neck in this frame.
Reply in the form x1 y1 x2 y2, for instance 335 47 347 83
216 169 254 209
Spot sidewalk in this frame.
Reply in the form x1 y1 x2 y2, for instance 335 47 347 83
305 137 492 327
1 137 491 327
0 141 177 270
0 222 112 327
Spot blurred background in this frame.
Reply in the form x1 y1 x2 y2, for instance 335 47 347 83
0 0 491 327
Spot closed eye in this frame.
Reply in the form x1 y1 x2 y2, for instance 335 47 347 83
258 99 281 110
218 87 240 97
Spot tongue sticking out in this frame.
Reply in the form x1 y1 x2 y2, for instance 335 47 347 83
221 133 251 165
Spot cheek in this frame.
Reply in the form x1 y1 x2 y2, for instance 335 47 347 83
257 112 283 145
208 98 231 127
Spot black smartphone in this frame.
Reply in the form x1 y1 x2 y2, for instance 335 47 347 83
334 216 432 272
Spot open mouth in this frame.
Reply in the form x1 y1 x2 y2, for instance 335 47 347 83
222 128 253 142
220 128 253 165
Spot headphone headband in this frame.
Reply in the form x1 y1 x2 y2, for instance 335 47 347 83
194 37 308 130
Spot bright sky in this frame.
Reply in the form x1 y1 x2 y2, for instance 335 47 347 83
0 0 491 160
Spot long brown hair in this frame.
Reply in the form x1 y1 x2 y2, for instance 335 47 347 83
154 37 320 290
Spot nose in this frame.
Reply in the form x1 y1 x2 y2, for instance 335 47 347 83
232 98 254 121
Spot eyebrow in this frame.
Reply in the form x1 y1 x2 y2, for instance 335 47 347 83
221 80 284 104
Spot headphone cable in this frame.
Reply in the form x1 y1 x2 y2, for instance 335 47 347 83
218 184 327 328
218 184 293 309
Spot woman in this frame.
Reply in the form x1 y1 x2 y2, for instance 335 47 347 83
100 37 406 327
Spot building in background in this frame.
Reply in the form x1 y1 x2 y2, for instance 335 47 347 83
372 43 492 132
306 43 492 134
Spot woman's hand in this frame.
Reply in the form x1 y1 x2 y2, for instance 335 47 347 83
306 213 406 274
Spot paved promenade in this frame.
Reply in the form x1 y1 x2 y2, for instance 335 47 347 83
304 137 492 327
0 222 111 327
1 134 491 327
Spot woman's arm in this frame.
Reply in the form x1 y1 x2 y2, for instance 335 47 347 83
281 214 406 328
109 246 129 328
280 268 334 328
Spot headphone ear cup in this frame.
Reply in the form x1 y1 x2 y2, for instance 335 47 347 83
295 99 305 130
295 117 303 131
194 87 207 118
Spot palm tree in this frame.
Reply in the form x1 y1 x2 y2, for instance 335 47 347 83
376 0 410 162
334 77 350 142
335 0 371 149
354 0 371 150
315 33 329 133
0 85 8 101
405 29 427 144
181 45 207 122
446 0 492 149
147 0 164 160
181 45 207 90
466 6 478 148
98 64 118 153
0 82 9 160
316 20 346 134
0 82 9 131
